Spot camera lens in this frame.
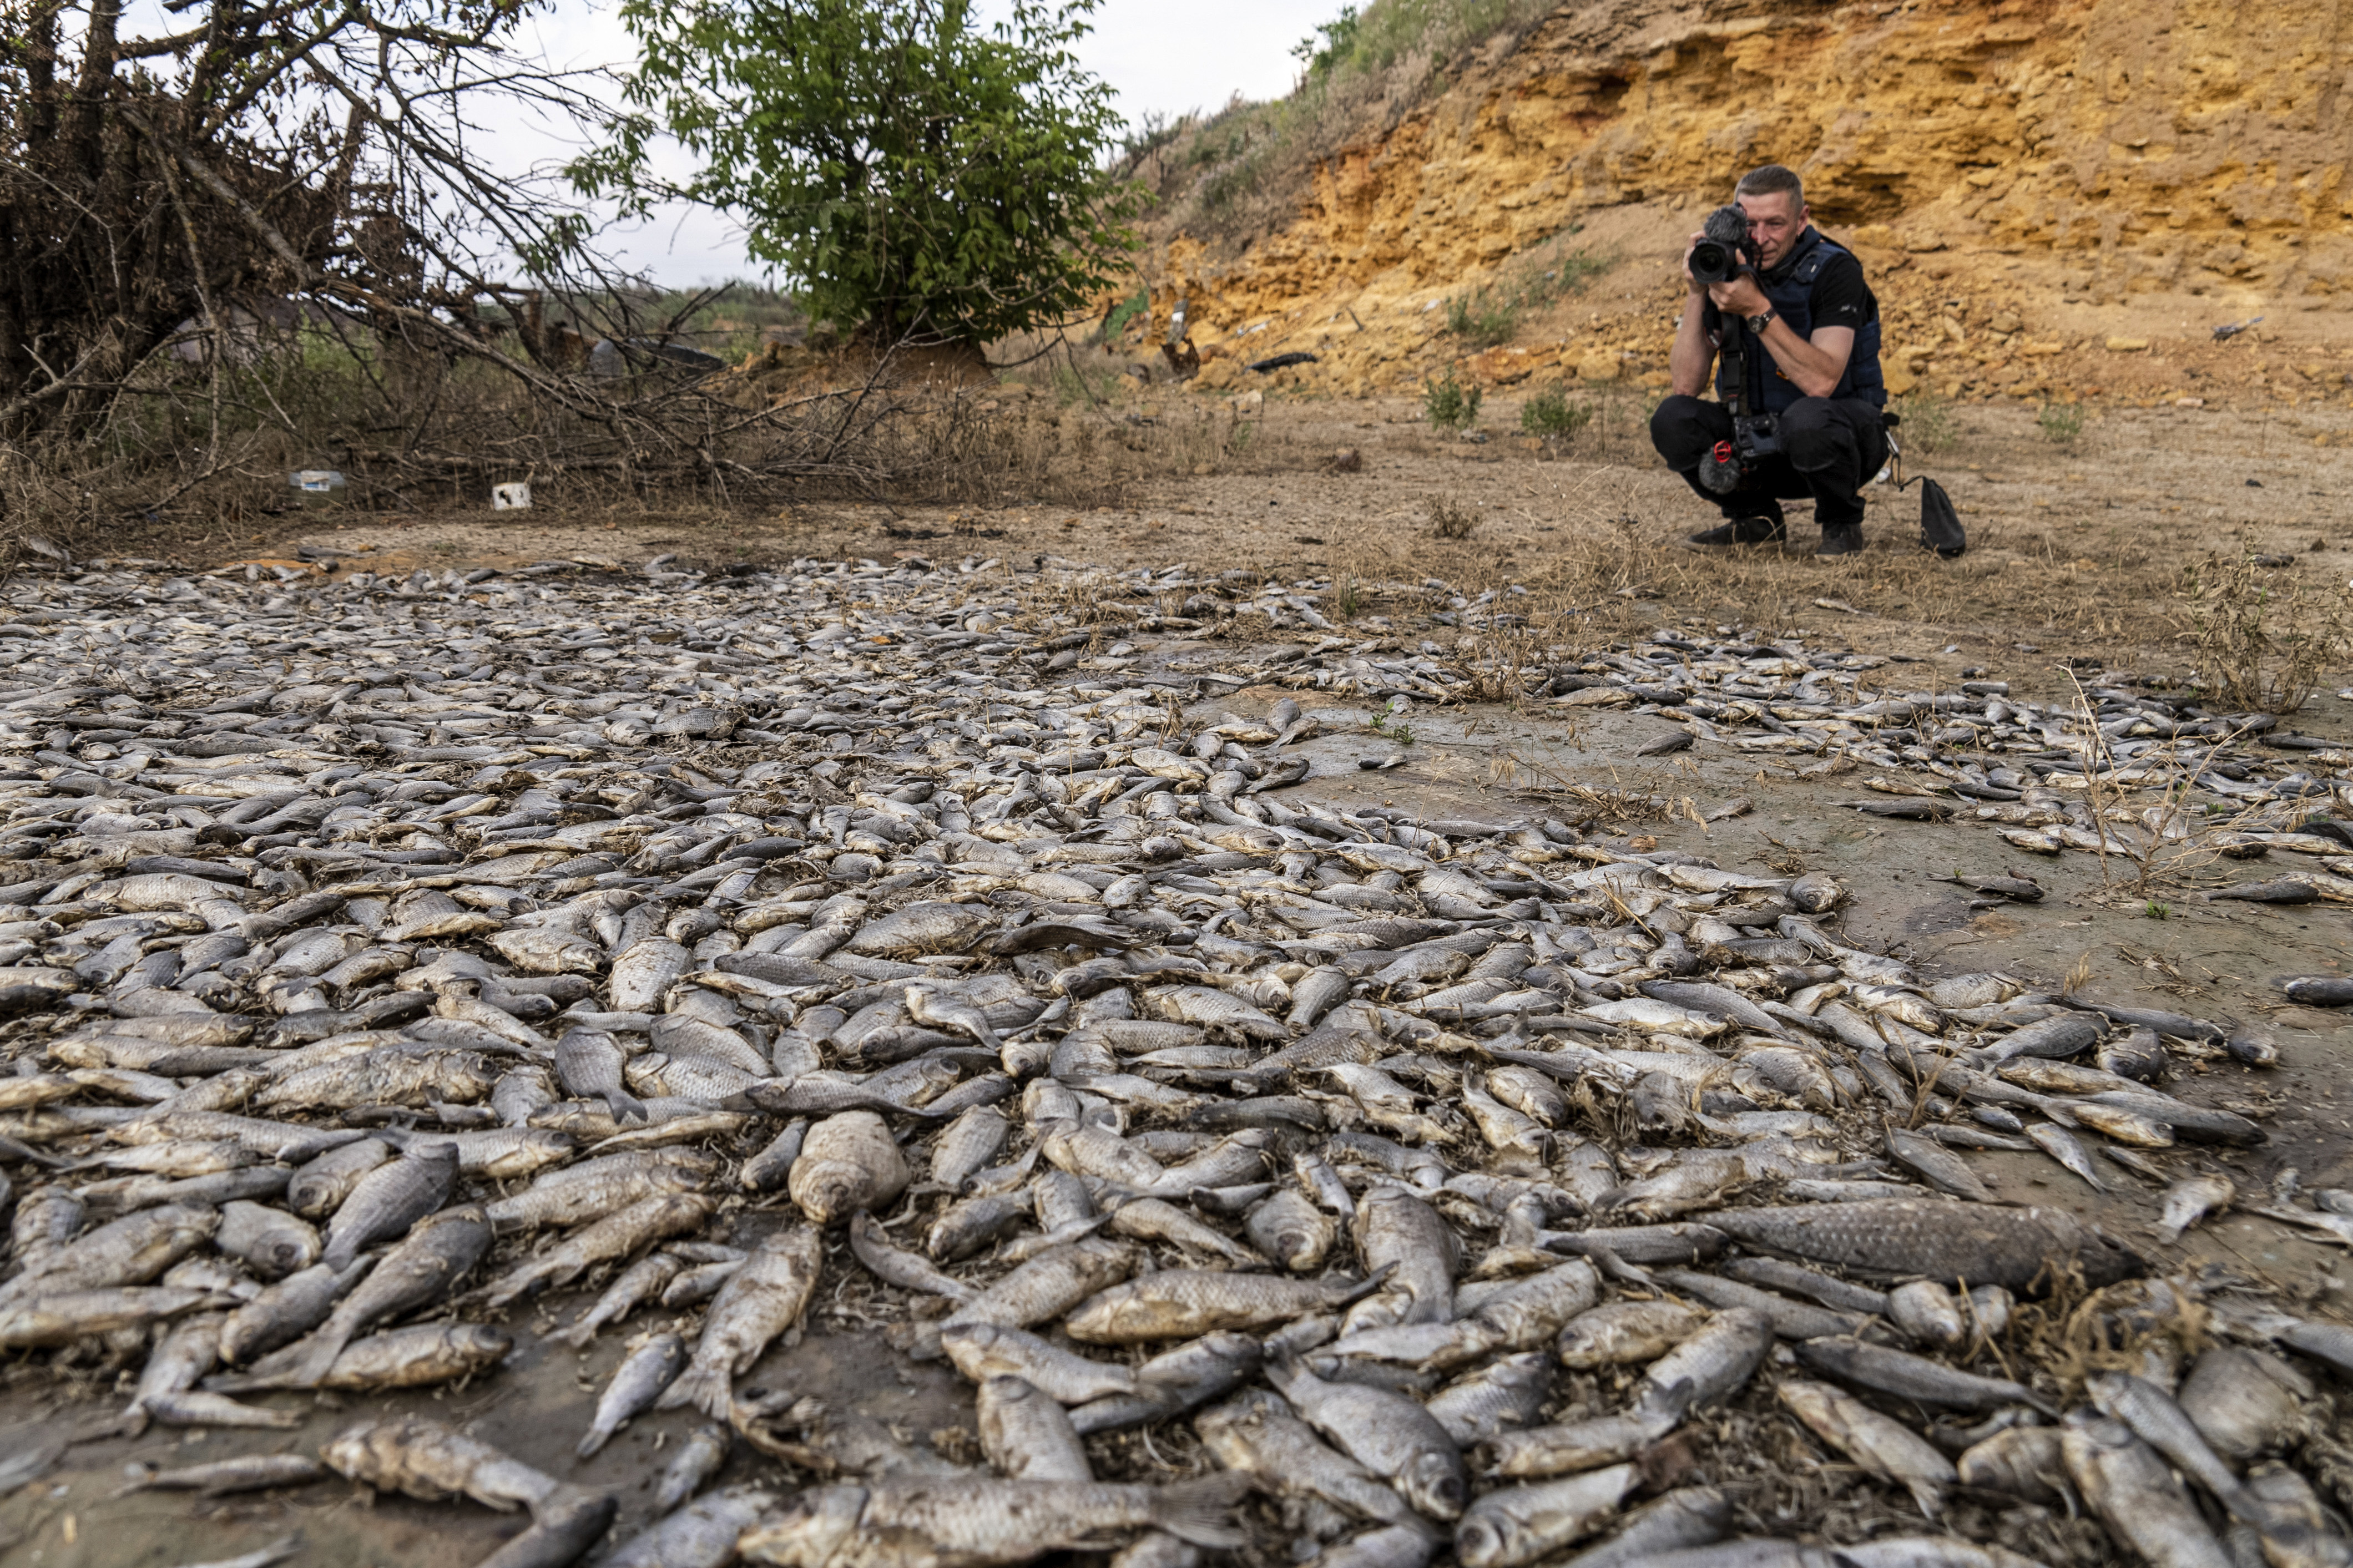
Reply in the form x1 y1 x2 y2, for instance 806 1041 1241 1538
1690 240 1730 284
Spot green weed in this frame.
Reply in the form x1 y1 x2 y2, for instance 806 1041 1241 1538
1102 290 1150 342
1445 291 1517 347
1423 369 1481 432
1891 392 1956 454
2037 401 2086 443
1520 385 1591 441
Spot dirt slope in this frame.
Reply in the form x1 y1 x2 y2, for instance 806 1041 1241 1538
1134 0 2353 408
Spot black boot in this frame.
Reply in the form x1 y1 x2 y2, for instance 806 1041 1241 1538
1687 516 1787 547
1815 524 1864 558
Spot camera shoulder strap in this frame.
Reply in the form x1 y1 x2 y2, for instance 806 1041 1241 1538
1719 318 1751 420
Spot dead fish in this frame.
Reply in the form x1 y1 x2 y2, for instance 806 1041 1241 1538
2087 1369 2251 1516
850 1210 974 1301
1632 1307 1773 1424
1882 1124 1992 1203
4 1194 219 1295
218 1260 366 1365
2024 1122 2107 1192
652 1425 731 1513
1778 1379 1954 1516
941 1239 1137 1342
1247 1188 1336 1272
1554 1486 1731 1568
1955 1425 2071 1507
739 1473 1250 1565
604 1484 775 1568
1196 1387 1426 1530
479 1486 620 1568
1886 1281 1966 1349
660 1222 824 1418
1261 1348 1468 1521
2062 1409 2235 1568
1066 1265 1390 1343
556 1026 648 1125
1069 1331 1262 1435
943 1322 1137 1404
1698 1198 2143 1292
321 1414 557 1511
222 1206 491 1388
113 1454 329 1498
2176 1345 2311 1461
2160 1174 2235 1243
1423 1351 1551 1445
1482 1414 1677 1479
978 1374 1093 1481
845 903 997 959
314 1322 512 1390
1655 1271 1862 1343
1555 1299 1712 1369
480 1191 713 1307
791 1110 912 1225
1795 1337 2049 1412
484 1149 719 1234
580 1331 689 1457
1456 1464 1637 1568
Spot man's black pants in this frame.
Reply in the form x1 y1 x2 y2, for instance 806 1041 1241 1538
1649 394 1889 532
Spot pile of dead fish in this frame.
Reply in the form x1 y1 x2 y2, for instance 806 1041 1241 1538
0 550 2341 1568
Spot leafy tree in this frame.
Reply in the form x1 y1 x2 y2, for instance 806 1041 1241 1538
578 0 1143 348
0 0 609 437
1291 5 1361 82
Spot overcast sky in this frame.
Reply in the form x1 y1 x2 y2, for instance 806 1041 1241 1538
509 0 1339 286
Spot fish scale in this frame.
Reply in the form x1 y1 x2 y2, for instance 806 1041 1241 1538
0 552 2327 1567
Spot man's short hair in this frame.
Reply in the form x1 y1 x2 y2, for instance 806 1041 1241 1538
1735 165 1805 209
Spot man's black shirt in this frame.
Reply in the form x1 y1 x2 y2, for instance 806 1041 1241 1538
1699 236 1876 343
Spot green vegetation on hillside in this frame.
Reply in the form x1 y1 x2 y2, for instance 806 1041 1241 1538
1134 0 1563 246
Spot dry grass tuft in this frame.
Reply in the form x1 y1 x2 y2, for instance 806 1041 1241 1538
2179 546 2353 714
1427 495 1478 539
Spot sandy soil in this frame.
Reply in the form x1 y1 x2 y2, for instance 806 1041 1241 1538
228 388 2353 686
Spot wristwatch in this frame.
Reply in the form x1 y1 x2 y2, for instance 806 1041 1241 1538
1746 310 1776 335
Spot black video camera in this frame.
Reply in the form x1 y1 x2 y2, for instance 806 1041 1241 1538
1688 203 1758 285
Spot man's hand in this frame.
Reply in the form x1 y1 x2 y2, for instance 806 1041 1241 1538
1706 276 1770 318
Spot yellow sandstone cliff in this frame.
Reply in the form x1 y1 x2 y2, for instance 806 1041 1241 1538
1139 0 2353 408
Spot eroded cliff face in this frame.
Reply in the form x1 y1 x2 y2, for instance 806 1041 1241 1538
1143 0 2353 403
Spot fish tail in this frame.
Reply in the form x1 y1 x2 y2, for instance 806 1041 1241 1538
547 1316 599 1350
575 1422 613 1460
1340 1260 1398 1306
284 1324 354 1388
655 1360 730 1419
609 1088 651 1125
1150 1472 1252 1549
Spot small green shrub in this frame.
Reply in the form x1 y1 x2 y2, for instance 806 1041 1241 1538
1102 290 1150 342
1445 291 1516 347
1292 4 1361 80
1520 385 1591 441
1423 368 1481 431
1892 392 1956 454
2038 400 2086 443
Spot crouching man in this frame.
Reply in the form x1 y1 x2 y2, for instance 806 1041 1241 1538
1649 164 1889 558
